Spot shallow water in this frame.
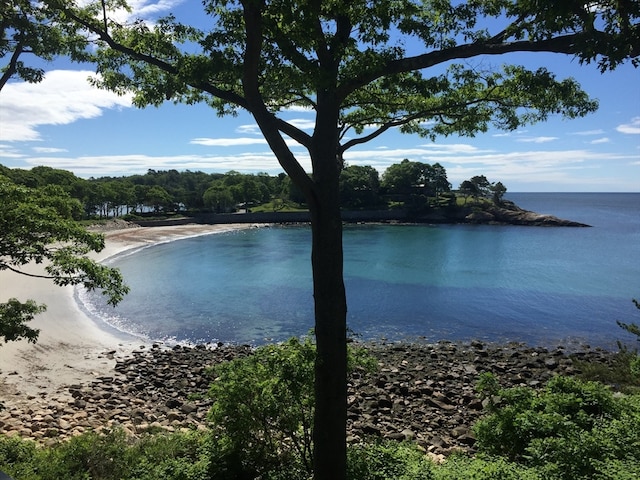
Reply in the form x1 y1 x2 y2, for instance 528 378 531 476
79 193 640 348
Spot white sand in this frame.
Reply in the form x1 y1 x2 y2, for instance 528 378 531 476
0 223 257 403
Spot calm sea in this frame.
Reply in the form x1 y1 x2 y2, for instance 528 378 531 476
79 193 640 349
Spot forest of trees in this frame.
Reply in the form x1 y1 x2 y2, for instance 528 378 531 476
0 161 507 219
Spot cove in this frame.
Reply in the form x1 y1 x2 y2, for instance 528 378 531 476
80 193 640 349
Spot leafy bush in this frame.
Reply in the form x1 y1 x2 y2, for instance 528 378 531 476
123 431 210 480
0 429 211 480
41 429 133 479
574 298 640 393
207 336 376 479
433 454 541 480
617 298 640 381
207 337 316 477
346 440 433 480
474 375 640 479
0 436 39 479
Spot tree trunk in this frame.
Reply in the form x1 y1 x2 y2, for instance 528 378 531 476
310 180 348 480
308 91 348 477
246 69 348 477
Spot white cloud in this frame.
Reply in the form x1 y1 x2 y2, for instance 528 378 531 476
0 70 133 142
0 144 25 158
438 150 637 190
131 0 184 17
343 144 637 187
103 0 185 24
32 147 68 153
589 137 610 145
286 118 316 130
10 145 638 191
236 124 261 135
190 137 267 147
492 130 528 138
21 152 303 177
416 143 489 154
516 136 559 144
570 129 605 136
616 117 640 135
282 105 314 113
191 135 305 149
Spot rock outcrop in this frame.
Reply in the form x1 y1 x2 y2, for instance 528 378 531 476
464 202 590 227
419 201 590 227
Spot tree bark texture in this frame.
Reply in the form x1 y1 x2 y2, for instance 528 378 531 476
308 107 348 479
309 187 347 480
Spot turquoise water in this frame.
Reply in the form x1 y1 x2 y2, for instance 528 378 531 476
80 193 640 348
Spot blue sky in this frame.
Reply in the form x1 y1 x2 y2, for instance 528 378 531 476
0 1 638 192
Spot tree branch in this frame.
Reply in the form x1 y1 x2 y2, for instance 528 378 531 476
0 42 24 90
340 111 431 152
62 7 248 108
339 32 617 99
0 263 56 280
240 0 314 197
62 3 315 164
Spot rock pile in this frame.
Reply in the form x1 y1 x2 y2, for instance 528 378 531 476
0 341 616 455
347 340 600 455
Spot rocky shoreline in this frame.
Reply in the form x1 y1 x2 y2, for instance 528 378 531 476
0 341 616 457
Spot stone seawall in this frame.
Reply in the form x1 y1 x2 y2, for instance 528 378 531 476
133 209 406 227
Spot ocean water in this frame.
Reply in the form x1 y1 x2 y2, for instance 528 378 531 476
79 193 640 349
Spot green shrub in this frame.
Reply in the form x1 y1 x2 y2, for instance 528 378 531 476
433 454 541 480
207 337 316 477
574 299 640 393
473 375 640 479
42 429 133 479
0 436 39 480
0 429 213 480
206 336 377 479
346 440 434 480
618 298 640 381
124 431 210 480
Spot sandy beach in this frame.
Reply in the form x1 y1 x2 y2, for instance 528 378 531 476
0 223 257 406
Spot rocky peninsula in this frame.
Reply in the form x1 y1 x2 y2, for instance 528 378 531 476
133 199 590 228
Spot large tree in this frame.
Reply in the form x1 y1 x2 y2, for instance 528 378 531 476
22 1 640 478
0 177 129 344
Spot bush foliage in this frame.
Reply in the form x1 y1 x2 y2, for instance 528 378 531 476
474 374 640 479
207 337 317 478
206 336 377 478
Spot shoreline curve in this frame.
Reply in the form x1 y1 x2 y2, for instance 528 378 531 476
0 223 260 404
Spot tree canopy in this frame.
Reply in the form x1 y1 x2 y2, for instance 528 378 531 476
2 1 638 478
0 0 92 89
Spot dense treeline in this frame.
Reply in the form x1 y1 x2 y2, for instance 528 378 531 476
0 161 506 219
